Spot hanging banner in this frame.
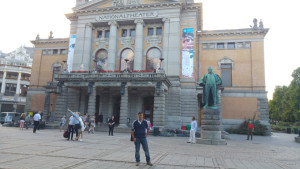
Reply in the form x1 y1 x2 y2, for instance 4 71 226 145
182 28 194 78
67 34 76 72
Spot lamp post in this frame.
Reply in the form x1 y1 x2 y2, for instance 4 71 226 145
62 60 67 73
159 57 164 71
93 59 98 73
124 58 129 73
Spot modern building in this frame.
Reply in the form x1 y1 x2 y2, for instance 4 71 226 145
0 46 32 112
26 0 269 130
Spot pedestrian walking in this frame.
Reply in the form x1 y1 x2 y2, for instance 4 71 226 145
86 115 90 132
19 113 26 130
108 116 115 136
60 115 66 132
33 111 41 133
25 113 31 130
131 112 153 166
67 115 75 141
89 116 95 134
247 121 254 140
187 117 197 144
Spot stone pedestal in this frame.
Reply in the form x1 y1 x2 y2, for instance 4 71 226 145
197 109 227 145
295 136 300 143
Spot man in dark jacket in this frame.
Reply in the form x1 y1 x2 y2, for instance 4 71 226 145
108 116 115 136
131 112 153 166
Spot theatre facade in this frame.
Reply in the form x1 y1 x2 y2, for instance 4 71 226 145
26 0 270 130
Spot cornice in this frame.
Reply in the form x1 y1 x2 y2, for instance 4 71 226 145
198 28 269 38
70 2 184 17
31 38 69 45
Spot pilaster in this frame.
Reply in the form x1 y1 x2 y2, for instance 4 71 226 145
1 71 7 94
88 84 96 116
162 18 170 72
153 88 165 127
134 19 144 70
119 84 128 127
108 21 119 71
15 72 22 95
167 18 180 76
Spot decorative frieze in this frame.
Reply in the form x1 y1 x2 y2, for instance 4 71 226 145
120 37 135 47
146 36 162 46
202 42 251 50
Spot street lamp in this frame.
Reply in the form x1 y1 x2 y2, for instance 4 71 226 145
62 60 67 73
93 59 98 73
159 57 164 71
124 58 129 73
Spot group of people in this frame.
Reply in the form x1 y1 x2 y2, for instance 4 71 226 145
64 110 96 141
18 111 42 133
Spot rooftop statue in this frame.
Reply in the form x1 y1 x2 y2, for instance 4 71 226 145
253 18 258 29
198 66 222 109
259 19 264 29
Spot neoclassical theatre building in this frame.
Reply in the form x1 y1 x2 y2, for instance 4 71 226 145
27 0 269 129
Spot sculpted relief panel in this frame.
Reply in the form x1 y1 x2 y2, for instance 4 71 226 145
112 0 142 6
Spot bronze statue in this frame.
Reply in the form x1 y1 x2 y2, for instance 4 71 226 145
198 66 222 109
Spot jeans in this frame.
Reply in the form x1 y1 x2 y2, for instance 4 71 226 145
109 126 114 136
135 137 150 162
33 121 39 133
68 125 74 140
247 129 253 140
75 124 80 137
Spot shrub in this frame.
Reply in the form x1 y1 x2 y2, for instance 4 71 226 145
226 120 268 136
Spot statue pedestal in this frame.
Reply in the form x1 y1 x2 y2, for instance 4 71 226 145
197 109 227 145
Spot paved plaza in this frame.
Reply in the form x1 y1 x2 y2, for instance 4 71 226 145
0 126 299 169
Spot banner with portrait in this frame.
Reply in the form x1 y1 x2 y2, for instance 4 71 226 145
67 34 76 72
182 28 194 78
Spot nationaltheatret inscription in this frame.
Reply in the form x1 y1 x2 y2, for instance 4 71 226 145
95 11 158 21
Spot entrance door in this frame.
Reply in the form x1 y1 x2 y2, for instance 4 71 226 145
143 96 154 125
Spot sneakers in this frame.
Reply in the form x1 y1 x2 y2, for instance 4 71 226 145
79 139 83 142
147 162 153 166
136 162 140 166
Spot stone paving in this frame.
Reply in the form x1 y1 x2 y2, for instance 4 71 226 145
0 126 300 169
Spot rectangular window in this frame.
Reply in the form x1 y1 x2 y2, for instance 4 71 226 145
122 29 127 37
217 43 224 49
227 42 235 49
97 31 102 38
130 29 135 37
156 27 162 35
148 28 153 36
60 49 66 55
221 64 232 87
42 50 47 55
105 30 110 38
47 50 52 55
53 49 58 55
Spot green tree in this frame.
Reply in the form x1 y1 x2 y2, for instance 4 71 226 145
269 86 287 121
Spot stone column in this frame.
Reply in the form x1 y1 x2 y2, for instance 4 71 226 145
107 21 118 71
162 18 170 71
1 71 7 94
87 85 96 116
153 85 165 127
119 85 128 127
15 72 22 95
134 19 144 70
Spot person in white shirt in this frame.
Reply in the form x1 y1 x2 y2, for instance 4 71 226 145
33 111 41 133
187 117 197 144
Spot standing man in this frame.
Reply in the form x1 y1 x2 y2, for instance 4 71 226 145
131 112 153 166
108 116 115 136
247 121 254 140
33 111 41 133
187 117 197 144
67 115 75 140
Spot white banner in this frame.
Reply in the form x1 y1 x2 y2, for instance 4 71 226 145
67 35 76 72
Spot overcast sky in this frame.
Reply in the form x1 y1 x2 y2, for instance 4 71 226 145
0 0 299 100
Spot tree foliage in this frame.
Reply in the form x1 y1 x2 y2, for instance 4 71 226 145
269 67 300 122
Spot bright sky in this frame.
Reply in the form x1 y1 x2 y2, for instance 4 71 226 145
0 0 299 100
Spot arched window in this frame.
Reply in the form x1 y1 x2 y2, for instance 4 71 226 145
95 49 108 71
146 47 161 70
120 48 134 71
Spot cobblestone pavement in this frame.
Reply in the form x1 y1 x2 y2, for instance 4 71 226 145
0 126 299 169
